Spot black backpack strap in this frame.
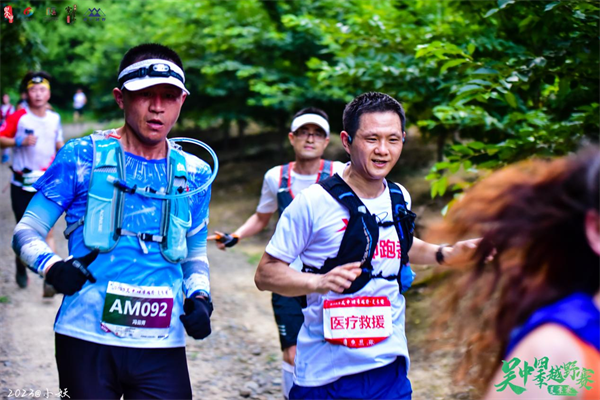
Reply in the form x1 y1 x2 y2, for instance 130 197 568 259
318 174 366 217
388 182 416 267
388 181 418 293
312 174 379 294
277 163 294 216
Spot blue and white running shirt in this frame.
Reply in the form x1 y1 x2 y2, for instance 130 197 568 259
33 135 211 348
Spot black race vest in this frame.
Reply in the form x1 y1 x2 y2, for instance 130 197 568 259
302 174 417 294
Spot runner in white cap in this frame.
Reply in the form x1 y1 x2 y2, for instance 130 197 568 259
12 43 213 399
209 107 346 399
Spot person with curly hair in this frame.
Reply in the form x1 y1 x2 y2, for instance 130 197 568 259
430 149 599 400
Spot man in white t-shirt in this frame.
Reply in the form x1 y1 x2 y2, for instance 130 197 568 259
255 92 479 399
209 107 345 399
0 72 64 291
73 88 87 122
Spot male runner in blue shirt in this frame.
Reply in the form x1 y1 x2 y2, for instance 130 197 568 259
12 43 213 399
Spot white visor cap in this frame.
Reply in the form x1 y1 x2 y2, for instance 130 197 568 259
118 59 190 95
290 114 330 136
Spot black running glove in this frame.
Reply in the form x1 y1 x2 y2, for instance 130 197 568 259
45 250 98 295
179 297 213 340
218 233 240 247
218 233 239 248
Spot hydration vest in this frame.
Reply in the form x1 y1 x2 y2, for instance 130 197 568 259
302 174 417 294
64 131 192 263
277 159 333 216
506 292 600 355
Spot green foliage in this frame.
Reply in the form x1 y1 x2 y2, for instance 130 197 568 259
1 0 597 190
1 0 157 119
413 0 599 198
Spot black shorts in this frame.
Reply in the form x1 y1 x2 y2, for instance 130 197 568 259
11 184 36 272
272 293 304 351
55 333 193 399
10 184 36 223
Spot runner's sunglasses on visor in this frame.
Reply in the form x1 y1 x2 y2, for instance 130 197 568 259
118 59 190 94
118 63 184 88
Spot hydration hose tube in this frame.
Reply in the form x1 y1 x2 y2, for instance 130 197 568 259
106 137 219 200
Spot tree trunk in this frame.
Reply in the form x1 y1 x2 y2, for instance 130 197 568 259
277 114 287 160
237 118 246 160
221 118 230 153
436 130 448 162
452 128 461 142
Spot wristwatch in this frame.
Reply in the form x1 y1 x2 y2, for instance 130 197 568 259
436 245 448 265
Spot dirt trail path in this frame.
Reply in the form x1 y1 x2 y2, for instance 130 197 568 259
61 121 106 139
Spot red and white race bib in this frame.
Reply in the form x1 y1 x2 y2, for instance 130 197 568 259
323 296 392 348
